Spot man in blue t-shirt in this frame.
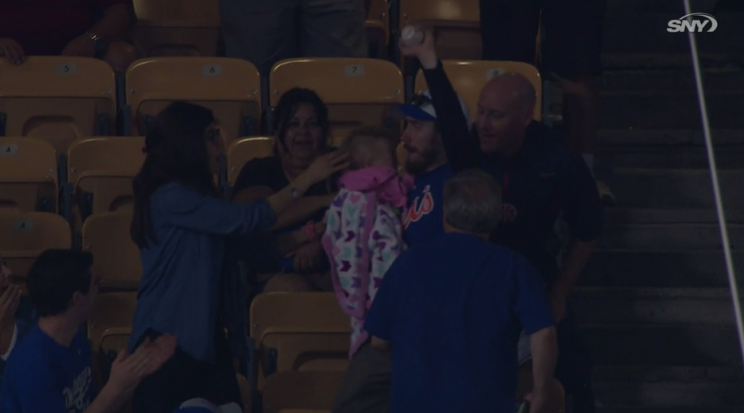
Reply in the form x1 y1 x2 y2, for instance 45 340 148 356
397 88 473 246
365 170 558 413
0 249 177 413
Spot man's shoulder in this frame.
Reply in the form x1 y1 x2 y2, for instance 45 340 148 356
4 328 54 379
525 122 583 170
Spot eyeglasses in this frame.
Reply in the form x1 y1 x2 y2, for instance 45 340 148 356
409 93 432 107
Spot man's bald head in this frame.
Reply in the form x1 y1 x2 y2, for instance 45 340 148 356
481 72 537 117
474 72 537 156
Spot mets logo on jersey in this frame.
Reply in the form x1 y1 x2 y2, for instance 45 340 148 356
403 185 434 229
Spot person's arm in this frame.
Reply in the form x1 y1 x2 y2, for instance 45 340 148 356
528 327 558 400
163 152 347 237
88 2 135 43
236 188 334 232
0 323 17 359
232 156 340 232
399 29 481 173
512 257 556 400
551 151 603 321
370 336 390 352
275 221 325 256
157 185 278 237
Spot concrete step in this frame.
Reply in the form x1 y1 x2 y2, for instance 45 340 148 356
606 0 718 13
607 168 744 209
604 208 744 224
603 14 744 54
572 287 742 325
594 382 744 407
593 365 744 383
596 147 744 170
600 92 744 129
581 250 744 288
598 224 744 250
585 324 742 365
599 69 744 93
596 129 744 147
603 52 739 70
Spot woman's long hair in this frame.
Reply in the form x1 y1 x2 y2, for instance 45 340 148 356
130 101 218 248
273 87 330 151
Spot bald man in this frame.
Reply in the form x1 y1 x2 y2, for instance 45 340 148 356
478 0 611 205
400 30 602 413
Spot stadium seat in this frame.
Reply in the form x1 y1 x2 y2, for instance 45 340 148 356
0 57 117 153
414 60 543 121
365 0 390 58
87 292 137 354
96 327 131 383
227 137 275 185
0 210 71 279
82 211 141 290
66 137 145 223
125 57 262 146
0 137 58 212
262 371 346 413
249 292 351 389
133 0 221 57
236 374 252 413
269 58 404 146
399 0 480 71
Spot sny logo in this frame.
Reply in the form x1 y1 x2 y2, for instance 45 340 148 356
667 13 718 33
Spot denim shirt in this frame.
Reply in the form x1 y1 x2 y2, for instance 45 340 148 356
128 183 276 362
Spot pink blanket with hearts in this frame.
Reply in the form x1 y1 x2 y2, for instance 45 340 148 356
322 166 412 357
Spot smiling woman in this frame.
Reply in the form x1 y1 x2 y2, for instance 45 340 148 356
232 88 339 295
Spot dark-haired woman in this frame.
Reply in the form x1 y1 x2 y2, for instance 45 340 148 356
128 101 347 412
232 87 337 293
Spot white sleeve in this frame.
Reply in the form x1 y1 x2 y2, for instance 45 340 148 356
1 323 18 361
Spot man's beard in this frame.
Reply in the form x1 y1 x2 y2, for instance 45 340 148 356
404 146 439 175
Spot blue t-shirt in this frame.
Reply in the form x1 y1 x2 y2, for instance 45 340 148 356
403 164 452 246
0 326 96 413
364 233 554 413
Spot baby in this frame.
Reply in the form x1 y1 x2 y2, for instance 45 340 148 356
322 126 413 358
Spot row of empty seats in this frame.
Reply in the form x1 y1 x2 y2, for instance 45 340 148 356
130 0 480 60
0 57 542 151
0 135 274 215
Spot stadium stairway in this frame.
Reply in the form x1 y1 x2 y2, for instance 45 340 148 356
564 0 744 412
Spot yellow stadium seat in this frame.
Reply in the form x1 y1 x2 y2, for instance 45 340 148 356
0 57 116 153
262 371 346 413
0 210 71 279
82 211 141 290
133 0 221 57
249 292 351 389
95 327 131 386
88 292 137 353
67 137 144 223
125 57 262 147
399 0 480 67
0 137 58 212
365 0 390 58
415 60 543 121
270 58 404 146
236 374 252 413
227 137 275 185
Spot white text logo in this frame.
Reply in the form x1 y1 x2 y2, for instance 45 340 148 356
667 13 718 33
